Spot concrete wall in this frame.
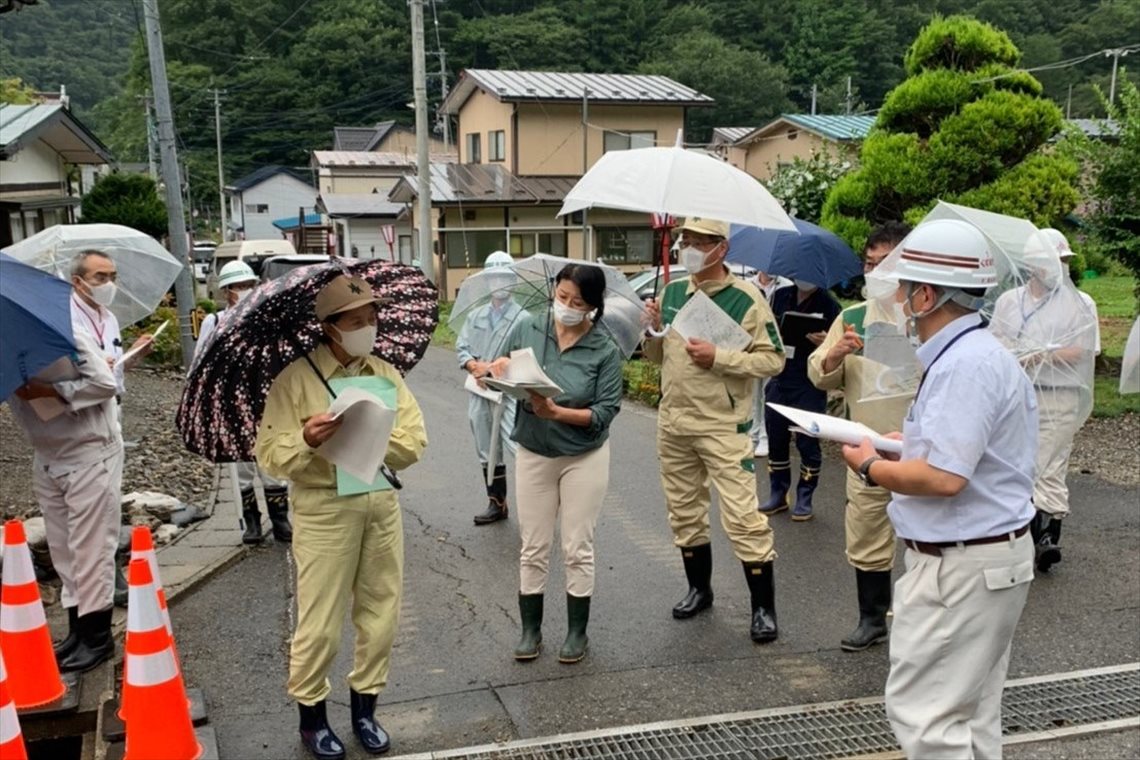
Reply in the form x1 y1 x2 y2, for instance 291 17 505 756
740 128 861 181
319 167 408 195
337 218 412 261
0 141 66 194
233 173 318 239
376 129 447 157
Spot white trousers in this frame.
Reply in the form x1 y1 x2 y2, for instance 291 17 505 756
1033 388 1083 518
234 461 285 491
33 451 123 616
886 532 1033 759
750 377 769 446
515 443 609 597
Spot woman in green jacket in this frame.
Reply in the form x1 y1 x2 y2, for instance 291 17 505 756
490 263 623 664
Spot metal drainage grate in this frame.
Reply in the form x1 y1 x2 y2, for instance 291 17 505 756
399 664 1140 760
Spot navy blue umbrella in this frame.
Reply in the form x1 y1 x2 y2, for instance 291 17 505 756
0 252 76 400
727 218 862 289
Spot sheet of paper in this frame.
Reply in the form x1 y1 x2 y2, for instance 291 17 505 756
329 377 399 495
27 354 81 421
766 402 903 455
464 372 503 403
120 320 170 366
670 290 752 351
481 347 563 401
319 386 397 484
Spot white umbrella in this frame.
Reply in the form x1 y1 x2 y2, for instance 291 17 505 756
1 223 184 326
558 146 796 231
1122 317 1140 395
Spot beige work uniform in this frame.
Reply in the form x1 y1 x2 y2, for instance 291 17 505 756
256 343 427 705
808 301 911 572
644 272 785 563
7 331 122 617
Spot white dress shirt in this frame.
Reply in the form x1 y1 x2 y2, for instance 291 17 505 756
71 294 125 394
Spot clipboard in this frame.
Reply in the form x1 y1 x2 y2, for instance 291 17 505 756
779 311 829 347
329 376 398 496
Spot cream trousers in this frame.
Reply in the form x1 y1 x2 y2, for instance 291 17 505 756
1033 387 1084 519
515 443 610 597
34 451 122 616
288 486 403 705
844 468 896 572
886 532 1033 759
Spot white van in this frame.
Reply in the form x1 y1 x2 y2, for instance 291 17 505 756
207 239 298 299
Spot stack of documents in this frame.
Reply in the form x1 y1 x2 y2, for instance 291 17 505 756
766 402 903 454
670 290 752 351
482 347 563 401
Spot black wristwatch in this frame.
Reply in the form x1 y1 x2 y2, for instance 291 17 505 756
858 455 884 487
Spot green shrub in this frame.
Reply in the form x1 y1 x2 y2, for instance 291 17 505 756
876 69 976 137
121 305 181 368
949 154 1080 228
622 360 661 407
903 14 1019 76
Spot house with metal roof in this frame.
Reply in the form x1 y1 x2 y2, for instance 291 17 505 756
730 114 876 180
223 164 317 241
398 69 714 296
0 102 112 247
332 120 448 156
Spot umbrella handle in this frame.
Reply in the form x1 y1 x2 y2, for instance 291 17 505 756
645 325 670 339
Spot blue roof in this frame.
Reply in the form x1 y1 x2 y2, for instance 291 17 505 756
781 114 876 140
272 212 322 230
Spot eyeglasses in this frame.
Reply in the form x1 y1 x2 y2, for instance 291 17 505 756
679 236 722 249
84 272 118 284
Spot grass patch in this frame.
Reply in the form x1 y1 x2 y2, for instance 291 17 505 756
1080 275 1137 319
432 301 457 348
1092 374 1140 418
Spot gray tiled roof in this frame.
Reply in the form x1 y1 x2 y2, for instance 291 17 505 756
332 121 398 151
388 163 578 205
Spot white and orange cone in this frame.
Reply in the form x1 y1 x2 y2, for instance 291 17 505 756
0 647 29 760
122 558 201 760
0 519 66 708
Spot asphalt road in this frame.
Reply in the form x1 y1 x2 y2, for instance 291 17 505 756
171 345 1140 759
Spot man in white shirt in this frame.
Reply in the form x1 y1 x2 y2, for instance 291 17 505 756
843 219 1037 759
7 330 124 673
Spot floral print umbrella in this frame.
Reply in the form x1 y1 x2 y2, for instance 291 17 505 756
176 259 438 463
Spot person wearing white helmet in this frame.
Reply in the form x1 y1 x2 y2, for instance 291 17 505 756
842 218 1038 759
991 227 1100 573
456 251 524 525
196 260 293 545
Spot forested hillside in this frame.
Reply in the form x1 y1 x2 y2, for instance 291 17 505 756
2 0 1136 215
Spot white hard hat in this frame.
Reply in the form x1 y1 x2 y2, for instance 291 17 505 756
218 260 258 289
1040 228 1075 259
484 251 513 269
895 219 997 291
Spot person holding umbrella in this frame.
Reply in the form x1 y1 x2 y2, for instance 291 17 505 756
489 263 624 665
195 260 293 545
643 217 786 644
255 274 428 760
456 251 524 526
807 222 911 651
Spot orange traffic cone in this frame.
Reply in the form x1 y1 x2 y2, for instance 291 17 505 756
0 648 29 760
0 519 66 708
122 558 201 760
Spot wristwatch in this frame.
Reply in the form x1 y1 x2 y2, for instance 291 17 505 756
858 455 884 487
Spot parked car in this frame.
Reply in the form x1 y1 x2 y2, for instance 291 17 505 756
259 254 331 283
207 239 298 299
626 263 758 301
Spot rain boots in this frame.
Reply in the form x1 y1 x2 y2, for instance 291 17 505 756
741 561 778 644
265 485 294 543
759 461 791 514
840 569 891 652
474 465 509 525
298 700 346 760
53 606 80 660
349 689 391 755
57 606 114 673
672 543 714 619
241 487 264 545
113 562 129 607
559 593 591 664
1032 509 1062 572
514 593 543 661
791 466 821 522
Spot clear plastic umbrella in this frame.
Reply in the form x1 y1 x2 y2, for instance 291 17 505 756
558 146 797 232
449 253 647 359
1121 317 1140 395
1 223 183 327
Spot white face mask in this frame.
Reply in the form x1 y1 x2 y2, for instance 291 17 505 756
893 297 926 348
333 324 378 357
553 300 588 327
680 246 711 276
232 288 252 306
87 281 116 307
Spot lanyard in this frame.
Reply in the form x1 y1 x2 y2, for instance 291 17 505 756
73 295 106 347
1017 287 1054 338
914 321 986 403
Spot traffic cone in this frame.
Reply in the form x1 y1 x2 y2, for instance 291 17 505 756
0 519 66 708
0 648 28 760
122 558 201 760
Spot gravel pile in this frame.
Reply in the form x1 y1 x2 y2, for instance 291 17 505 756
0 368 214 521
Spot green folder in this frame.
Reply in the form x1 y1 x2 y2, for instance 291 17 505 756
329 376 398 496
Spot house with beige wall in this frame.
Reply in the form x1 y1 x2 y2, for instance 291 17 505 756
394 68 713 298
733 114 874 181
333 121 448 158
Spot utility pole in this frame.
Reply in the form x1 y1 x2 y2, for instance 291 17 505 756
141 0 196 368
1066 83 1073 119
211 88 228 242
437 49 451 152
811 84 818 116
1106 48 1132 109
144 90 158 180
581 88 590 261
845 77 852 116
410 0 434 282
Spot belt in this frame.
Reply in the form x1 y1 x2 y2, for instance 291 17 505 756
903 523 1030 557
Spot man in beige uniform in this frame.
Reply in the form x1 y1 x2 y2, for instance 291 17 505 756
644 217 786 643
256 275 428 760
7 330 121 673
808 222 911 652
